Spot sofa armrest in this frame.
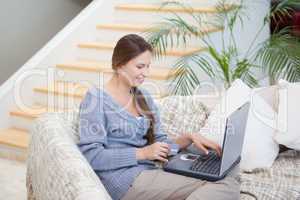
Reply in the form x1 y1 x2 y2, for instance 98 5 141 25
26 112 112 200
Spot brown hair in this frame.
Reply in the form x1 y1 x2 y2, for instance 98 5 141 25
112 34 155 145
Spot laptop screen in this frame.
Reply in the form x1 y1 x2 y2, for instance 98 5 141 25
219 102 250 175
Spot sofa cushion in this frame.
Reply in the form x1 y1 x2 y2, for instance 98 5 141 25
240 87 279 171
199 79 251 146
155 95 209 139
274 80 300 150
190 80 280 171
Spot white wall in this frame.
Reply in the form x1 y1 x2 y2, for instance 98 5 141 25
0 0 114 129
0 0 91 85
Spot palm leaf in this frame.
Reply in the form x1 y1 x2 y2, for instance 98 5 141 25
255 28 300 84
144 15 199 59
232 59 259 87
160 1 208 27
266 0 300 25
208 47 231 85
168 51 216 95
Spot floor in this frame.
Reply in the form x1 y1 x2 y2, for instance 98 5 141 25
0 158 26 200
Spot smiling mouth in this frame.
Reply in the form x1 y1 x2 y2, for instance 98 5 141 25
137 78 144 82
136 77 145 83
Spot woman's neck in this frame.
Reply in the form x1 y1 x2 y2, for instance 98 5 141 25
106 74 132 96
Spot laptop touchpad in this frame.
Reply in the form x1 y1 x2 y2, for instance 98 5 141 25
180 154 199 161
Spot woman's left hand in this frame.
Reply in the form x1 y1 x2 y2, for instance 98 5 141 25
190 134 222 156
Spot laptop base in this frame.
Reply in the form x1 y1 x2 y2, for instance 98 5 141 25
163 153 241 182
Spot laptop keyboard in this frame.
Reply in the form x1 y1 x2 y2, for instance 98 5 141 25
190 151 221 175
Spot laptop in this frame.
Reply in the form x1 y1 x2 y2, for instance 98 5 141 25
163 102 250 181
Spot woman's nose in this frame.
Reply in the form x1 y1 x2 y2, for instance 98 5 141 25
143 67 150 77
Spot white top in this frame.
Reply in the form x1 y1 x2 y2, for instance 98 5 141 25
136 115 143 120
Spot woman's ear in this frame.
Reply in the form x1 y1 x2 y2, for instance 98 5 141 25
116 66 125 74
114 67 122 76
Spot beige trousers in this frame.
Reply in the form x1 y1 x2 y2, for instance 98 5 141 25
121 165 240 200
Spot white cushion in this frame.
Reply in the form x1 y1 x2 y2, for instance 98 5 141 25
200 79 251 146
199 79 280 171
255 85 279 112
274 80 300 150
240 88 279 171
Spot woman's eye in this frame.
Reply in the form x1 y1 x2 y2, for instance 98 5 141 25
137 65 149 69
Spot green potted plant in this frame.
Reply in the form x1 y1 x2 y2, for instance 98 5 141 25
144 0 300 95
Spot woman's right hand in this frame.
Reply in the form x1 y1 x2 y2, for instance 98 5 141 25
136 142 170 163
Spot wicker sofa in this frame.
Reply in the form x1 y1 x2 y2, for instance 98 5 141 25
26 109 112 200
26 95 209 200
26 94 300 200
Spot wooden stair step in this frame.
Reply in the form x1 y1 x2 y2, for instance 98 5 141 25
115 3 235 13
97 23 151 32
10 106 67 120
78 42 207 57
34 81 168 99
96 23 224 34
0 128 29 149
56 61 177 80
34 81 89 99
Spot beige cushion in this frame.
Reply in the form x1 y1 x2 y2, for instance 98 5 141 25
155 95 209 138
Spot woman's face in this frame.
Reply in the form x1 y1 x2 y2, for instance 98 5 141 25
117 50 152 87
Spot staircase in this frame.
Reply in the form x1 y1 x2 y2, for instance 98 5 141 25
0 0 270 161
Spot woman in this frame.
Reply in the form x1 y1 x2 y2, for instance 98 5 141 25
78 34 240 200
